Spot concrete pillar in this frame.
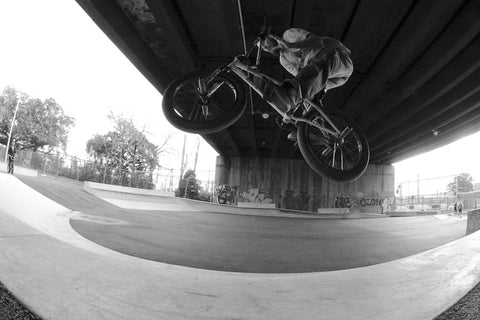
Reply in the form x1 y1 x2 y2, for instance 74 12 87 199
215 156 395 213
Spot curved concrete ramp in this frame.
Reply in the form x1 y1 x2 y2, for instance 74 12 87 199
1 173 480 320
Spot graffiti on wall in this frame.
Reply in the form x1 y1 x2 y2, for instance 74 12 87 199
334 196 390 208
215 183 392 213
215 185 273 205
239 187 273 203
216 185 237 205
334 196 391 212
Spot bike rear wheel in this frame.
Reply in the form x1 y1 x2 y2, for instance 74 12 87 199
297 109 369 181
162 70 247 134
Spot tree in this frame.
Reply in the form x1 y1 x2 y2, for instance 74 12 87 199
447 172 474 195
86 113 171 188
176 169 200 199
0 86 75 151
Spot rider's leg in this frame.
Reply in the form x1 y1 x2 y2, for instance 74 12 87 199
263 80 298 113
296 51 353 99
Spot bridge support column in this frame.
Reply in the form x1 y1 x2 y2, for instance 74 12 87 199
215 156 395 213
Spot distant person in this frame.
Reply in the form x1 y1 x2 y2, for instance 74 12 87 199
7 141 16 174
457 202 463 218
453 202 457 216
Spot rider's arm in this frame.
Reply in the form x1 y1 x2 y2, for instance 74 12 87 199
261 36 281 56
269 34 323 51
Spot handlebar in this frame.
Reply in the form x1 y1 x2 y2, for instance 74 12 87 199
242 14 271 67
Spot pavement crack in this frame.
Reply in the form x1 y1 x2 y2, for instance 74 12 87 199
184 291 219 298
0 234 45 239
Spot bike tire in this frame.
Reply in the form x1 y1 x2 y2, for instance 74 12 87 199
297 109 370 182
162 70 247 134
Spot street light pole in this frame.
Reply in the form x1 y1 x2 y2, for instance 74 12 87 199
4 100 20 164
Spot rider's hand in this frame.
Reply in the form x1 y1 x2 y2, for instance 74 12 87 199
268 34 289 50
261 36 277 53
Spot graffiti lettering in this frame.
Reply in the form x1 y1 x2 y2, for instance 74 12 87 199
335 196 352 208
239 187 273 204
216 185 236 205
360 198 384 207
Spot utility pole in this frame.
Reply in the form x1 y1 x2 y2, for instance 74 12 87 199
179 135 187 179
193 137 200 172
417 174 420 204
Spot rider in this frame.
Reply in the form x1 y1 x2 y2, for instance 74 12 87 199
261 28 353 116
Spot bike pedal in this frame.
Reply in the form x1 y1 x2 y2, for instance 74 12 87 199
287 131 297 141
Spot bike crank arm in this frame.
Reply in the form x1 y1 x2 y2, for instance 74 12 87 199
292 116 338 136
304 98 342 134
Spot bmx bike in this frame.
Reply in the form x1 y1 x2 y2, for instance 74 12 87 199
162 28 370 182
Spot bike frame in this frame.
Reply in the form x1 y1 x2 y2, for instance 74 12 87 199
227 58 343 137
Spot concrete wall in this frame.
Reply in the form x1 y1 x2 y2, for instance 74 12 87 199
215 156 395 212
467 209 480 235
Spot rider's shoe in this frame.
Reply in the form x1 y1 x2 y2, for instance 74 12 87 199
287 131 297 141
275 115 296 131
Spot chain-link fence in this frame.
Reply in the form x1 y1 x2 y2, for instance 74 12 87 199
0 145 215 194
395 174 480 211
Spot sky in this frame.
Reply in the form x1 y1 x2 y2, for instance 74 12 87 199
0 0 479 194
0 0 218 181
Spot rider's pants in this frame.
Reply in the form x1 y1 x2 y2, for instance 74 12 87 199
263 50 353 113
295 50 353 100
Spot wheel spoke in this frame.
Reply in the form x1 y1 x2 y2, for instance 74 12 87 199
331 144 337 167
340 146 344 170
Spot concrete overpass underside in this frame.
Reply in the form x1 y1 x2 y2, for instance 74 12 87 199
75 0 480 209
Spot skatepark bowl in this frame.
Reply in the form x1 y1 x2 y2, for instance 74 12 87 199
0 172 479 320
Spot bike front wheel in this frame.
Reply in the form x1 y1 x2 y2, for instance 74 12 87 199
297 109 370 182
162 70 247 134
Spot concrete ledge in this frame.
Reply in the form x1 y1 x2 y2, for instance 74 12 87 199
237 202 276 208
388 211 439 217
350 206 383 214
84 181 174 197
317 208 350 214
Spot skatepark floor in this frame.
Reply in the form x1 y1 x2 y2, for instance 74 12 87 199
1 172 480 319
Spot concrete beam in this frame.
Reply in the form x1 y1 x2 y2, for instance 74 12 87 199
341 0 463 115
373 113 480 163
145 0 197 73
326 0 415 111
371 69 480 152
289 0 314 28
356 0 480 129
367 35 480 142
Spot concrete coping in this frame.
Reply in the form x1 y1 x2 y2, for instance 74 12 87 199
388 210 439 217
237 202 276 208
84 180 175 197
1 173 480 319
0 161 38 177
317 208 350 214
